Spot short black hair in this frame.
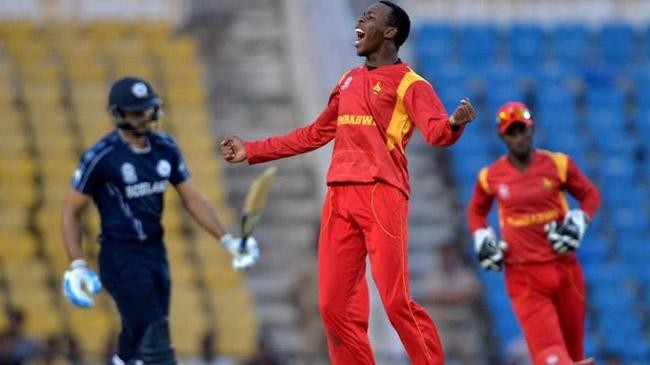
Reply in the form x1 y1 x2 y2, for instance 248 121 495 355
379 1 410 49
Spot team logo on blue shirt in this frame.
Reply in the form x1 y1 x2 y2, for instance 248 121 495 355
131 82 148 98
156 160 171 177
121 163 138 184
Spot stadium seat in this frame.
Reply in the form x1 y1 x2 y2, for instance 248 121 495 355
458 24 500 68
507 24 547 67
596 23 638 67
552 24 590 69
415 23 455 66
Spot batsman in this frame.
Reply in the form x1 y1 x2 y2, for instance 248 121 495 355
467 102 600 365
220 2 476 364
60 77 259 365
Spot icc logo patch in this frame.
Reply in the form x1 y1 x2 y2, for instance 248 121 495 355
341 76 353 90
121 163 138 184
545 354 559 364
131 82 148 98
497 183 510 200
157 159 171 177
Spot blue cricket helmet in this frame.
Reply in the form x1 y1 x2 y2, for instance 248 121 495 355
108 76 162 115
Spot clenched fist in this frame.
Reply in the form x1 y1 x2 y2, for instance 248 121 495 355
220 135 247 163
449 98 477 128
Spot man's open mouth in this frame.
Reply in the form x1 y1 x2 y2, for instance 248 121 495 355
355 28 366 45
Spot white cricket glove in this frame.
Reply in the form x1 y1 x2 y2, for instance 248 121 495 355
62 259 102 308
221 234 259 270
473 227 508 271
544 209 589 254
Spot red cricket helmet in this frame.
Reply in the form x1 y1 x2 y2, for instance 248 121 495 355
496 101 534 135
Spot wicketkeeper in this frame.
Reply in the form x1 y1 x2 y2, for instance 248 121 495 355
467 101 600 365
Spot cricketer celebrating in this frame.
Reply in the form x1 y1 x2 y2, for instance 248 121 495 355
61 77 259 365
467 102 600 365
220 2 476 364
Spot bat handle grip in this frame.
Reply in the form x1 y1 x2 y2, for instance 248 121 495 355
239 235 248 254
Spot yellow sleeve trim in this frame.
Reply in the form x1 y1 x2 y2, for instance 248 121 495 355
542 150 568 184
386 69 428 152
478 167 491 194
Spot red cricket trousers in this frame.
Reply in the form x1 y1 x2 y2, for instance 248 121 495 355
318 183 443 365
505 257 586 365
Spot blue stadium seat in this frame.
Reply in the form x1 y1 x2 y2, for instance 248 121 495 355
485 84 526 113
585 107 627 140
600 181 644 207
633 104 650 132
536 84 577 115
530 63 579 88
601 332 649 361
597 23 638 67
618 234 650 264
578 236 610 265
458 24 499 68
628 64 650 108
552 24 590 69
611 206 648 233
584 263 630 287
507 24 547 67
415 23 455 66
538 134 586 162
419 59 463 85
586 86 626 107
483 63 522 87
595 132 639 157
644 24 650 62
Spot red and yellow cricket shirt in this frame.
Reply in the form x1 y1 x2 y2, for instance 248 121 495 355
467 150 600 264
245 62 463 197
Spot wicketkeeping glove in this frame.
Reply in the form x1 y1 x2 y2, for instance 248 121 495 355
221 234 259 270
544 209 589 254
62 259 102 308
473 227 508 271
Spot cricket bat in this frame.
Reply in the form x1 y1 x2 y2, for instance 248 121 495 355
240 166 277 253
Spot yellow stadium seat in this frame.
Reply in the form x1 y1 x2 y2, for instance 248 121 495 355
23 81 63 111
0 133 28 153
0 156 35 181
0 199 31 227
0 20 36 41
4 258 47 283
113 60 155 82
20 62 62 83
67 63 107 83
164 231 187 259
165 87 206 108
67 306 115 356
87 21 126 42
0 230 37 260
23 302 64 339
7 42 50 64
161 209 186 234
202 264 241 290
131 21 172 41
211 290 257 357
170 287 206 354
161 64 204 84
169 256 196 286
151 37 197 61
